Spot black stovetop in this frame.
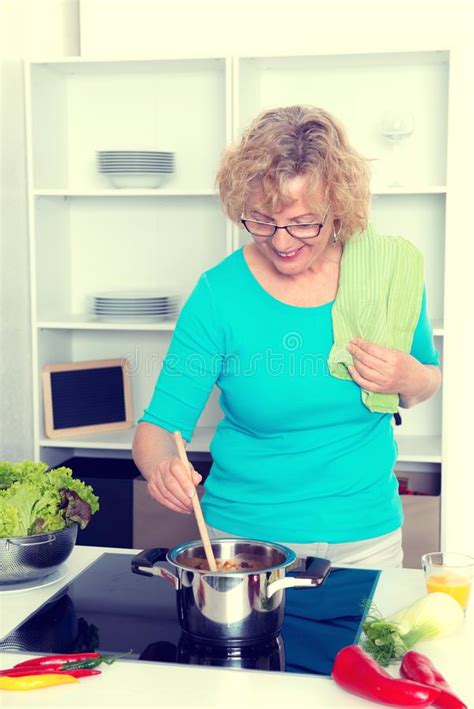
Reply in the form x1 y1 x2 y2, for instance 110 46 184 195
0 553 379 677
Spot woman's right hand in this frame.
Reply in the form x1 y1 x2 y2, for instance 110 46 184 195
147 456 202 514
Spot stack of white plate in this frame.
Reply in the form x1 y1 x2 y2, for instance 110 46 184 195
92 290 181 322
96 150 175 188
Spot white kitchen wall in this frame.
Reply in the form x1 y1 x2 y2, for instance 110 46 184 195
1 0 473 549
79 0 473 57
0 0 80 458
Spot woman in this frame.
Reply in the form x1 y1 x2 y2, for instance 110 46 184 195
132 105 441 567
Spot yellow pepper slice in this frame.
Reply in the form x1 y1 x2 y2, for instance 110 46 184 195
0 673 79 690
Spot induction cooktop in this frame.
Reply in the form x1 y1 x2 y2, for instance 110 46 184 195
0 553 379 677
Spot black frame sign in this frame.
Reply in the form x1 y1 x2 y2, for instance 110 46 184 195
42 358 133 438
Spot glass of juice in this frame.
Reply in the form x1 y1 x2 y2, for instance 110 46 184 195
421 552 474 612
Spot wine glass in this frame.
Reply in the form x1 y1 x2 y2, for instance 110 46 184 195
378 110 415 187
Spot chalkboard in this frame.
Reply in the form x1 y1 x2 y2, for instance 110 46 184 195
42 358 133 438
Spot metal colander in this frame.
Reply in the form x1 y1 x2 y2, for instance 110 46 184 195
0 524 78 583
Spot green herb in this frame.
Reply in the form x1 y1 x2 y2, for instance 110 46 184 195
362 607 407 666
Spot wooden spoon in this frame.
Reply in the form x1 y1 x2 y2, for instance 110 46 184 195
173 431 217 572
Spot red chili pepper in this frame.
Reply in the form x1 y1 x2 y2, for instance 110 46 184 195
13 652 100 669
332 645 441 707
400 651 467 709
0 667 101 679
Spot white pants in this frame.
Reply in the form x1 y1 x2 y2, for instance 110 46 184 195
206 525 403 569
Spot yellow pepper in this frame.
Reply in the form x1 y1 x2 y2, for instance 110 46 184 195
0 673 79 690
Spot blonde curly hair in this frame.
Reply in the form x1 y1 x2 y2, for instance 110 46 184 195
215 105 372 241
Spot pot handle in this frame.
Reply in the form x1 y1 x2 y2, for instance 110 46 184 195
131 547 179 590
266 557 331 599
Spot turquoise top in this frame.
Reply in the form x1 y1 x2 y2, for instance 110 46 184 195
139 248 440 543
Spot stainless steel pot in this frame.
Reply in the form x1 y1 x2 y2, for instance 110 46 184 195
0 524 78 584
131 538 331 646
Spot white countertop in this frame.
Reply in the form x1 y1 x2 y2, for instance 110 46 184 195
1 545 473 708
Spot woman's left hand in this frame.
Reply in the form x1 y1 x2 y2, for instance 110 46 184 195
346 337 429 399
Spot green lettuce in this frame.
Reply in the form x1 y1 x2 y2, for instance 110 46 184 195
0 461 99 537
0 482 43 536
0 460 49 489
0 498 23 537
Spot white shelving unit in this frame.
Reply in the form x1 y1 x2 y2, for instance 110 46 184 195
38 425 216 454
25 49 455 547
37 317 177 331
25 56 231 470
34 189 218 197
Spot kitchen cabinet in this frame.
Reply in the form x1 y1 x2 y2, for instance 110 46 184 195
58 455 139 548
133 477 205 550
25 49 456 554
401 495 440 569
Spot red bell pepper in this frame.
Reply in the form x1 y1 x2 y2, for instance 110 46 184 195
332 645 441 707
400 651 467 709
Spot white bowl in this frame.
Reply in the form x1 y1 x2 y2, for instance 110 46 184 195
106 173 171 189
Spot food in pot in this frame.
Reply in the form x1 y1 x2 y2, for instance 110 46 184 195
216 558 260 571
182 555 264 572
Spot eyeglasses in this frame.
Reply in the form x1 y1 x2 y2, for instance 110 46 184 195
241 204 330 240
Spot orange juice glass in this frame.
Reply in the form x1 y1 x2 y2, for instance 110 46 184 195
421 552 474 612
